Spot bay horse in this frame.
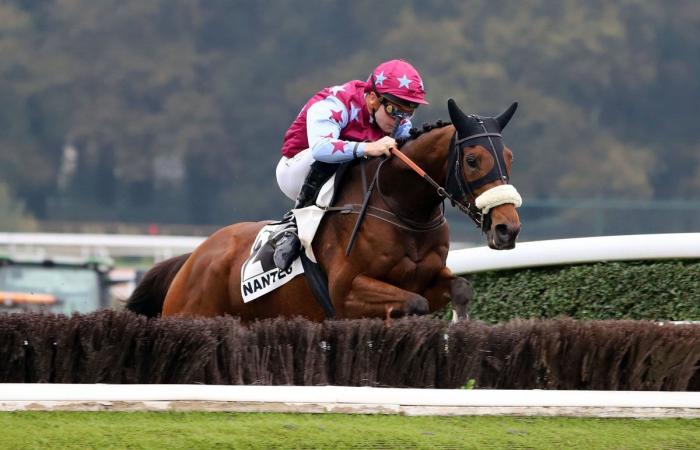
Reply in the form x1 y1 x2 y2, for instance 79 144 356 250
126 99 521 322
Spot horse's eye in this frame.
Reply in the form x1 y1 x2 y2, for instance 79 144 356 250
465 155 478 168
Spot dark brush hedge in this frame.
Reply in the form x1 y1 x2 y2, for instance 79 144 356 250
466 260 700 323
1 310 699 390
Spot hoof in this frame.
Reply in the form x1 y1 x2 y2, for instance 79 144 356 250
404 296 429 316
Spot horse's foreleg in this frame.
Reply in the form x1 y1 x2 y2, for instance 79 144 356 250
343 274 430 319
422 267 474 322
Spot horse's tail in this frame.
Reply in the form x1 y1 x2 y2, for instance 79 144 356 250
125 253 190 317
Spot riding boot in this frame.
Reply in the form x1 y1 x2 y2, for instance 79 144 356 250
273 161 336 271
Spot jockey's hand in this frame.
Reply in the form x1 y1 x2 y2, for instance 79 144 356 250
363 136 396 158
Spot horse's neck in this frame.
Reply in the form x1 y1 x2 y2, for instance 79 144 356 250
379 126 454 221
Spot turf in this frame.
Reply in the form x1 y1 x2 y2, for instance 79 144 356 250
1 412 700 449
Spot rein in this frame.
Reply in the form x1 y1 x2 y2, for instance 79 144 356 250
391 144 483 227
389 126 509 232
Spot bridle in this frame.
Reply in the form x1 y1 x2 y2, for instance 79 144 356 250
377 118 513 233
444 116 511 231
342 119 519 255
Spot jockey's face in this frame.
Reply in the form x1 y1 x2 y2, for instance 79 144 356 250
367 92 416 134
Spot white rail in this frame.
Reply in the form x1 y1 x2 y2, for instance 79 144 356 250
2 232 699 270
0 232 206 261
1 384 699 417
447 233 700 274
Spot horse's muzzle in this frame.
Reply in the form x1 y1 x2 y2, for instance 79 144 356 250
488 223 520 250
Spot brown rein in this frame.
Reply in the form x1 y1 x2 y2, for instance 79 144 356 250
391 147 446 196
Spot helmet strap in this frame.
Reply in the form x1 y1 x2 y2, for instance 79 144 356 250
367 89 380 125
369 73 383 123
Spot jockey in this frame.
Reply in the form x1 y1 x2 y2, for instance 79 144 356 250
273 59 428 270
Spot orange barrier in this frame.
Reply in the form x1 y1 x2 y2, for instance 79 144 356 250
0 291 56 305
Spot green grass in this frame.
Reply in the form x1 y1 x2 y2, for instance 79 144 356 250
1 412 700 449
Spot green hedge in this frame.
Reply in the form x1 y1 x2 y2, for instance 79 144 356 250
465 260 700 323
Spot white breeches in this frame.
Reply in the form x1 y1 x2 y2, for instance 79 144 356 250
276 148 315 201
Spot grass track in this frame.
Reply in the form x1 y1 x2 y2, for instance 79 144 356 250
1 412 699 449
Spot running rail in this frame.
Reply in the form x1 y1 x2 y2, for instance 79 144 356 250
0 232 206 261
1 384 700 417
2 233 698 271
447 233 700 274
0 232 205 251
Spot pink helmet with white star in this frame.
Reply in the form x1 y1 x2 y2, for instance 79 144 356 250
367 59 428 108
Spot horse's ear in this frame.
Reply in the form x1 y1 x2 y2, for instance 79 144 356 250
495 102 518 130
448 98 470 133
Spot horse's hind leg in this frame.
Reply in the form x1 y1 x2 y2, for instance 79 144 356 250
422 267 474 322
343 274 430 319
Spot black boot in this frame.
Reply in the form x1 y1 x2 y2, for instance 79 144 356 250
273 162 336 271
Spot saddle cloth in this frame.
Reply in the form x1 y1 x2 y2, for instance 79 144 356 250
240 174 336 303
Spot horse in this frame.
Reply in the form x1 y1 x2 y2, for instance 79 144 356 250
126 99 522 322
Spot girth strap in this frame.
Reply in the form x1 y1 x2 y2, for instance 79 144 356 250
299 250 335 318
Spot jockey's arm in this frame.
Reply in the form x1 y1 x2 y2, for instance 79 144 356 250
306 97 362 163
306 97 413 163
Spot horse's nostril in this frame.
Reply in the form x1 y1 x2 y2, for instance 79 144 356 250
495 224 510 238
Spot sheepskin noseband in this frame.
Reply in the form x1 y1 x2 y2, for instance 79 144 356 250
475 184 522 214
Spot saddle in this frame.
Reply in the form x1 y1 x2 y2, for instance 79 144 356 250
240 162 353 307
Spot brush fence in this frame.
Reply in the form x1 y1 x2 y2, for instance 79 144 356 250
1 233 699 416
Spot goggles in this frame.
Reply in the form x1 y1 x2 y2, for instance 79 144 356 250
380 98 415 120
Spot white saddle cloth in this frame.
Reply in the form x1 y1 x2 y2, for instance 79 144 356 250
239 175 336 302
292 173 336 263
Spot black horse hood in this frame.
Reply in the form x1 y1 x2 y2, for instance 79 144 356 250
448 99 518 136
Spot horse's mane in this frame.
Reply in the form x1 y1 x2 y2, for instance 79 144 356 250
396 120 452 148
